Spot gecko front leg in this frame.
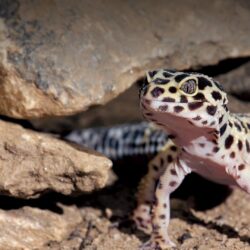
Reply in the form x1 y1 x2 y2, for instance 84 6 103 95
133 141 178 234
235 163 250 194
140 159 191 250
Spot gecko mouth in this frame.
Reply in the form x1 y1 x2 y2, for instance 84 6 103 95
141 98 205 108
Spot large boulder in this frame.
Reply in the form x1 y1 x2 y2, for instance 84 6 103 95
0 0 250 118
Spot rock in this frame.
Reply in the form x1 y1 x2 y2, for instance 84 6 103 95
0 204 83 250
30 84 142 133
0 120 113 198
0 0 250 118
217 60 250 98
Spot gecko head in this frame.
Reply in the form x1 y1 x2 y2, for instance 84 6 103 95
139 69 228 130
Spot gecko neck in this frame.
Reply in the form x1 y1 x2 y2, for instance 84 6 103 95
167 107 230 154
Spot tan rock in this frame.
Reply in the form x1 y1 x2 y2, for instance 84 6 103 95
0 204 83 250
0 0 250 118
217 60 250 95
0 120 113 198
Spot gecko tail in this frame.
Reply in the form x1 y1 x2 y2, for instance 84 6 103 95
63 122 168 160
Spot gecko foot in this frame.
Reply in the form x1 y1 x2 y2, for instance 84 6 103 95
139 238 176 250
133 204 153 234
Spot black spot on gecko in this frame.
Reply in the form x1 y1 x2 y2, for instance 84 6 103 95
238 140 243 151
169 181 177 187
193 115 202 121
153 78 170 84
163 71 173 78
219 115 224 124
225 135 234 149
213 146 219 153
158 105 168 112
148 71 157 78
163 97 175 102
188 102 203 110
168 134 176 139
212 139 217 144
238 164 245 170
170 145 177 151
175 73 189 83
167 155 173 162
230 152 235 158
246 140 250 153
234 122 242 132
159 214 166 219
207 105 217 116
198 77 212 90
169 86 177 93
193 92 206 101
151 87 164 97
220 123 227 136
174 106 184 113
153 165 159 171
180 95 188 103
170 169 177 175
211 91 222 100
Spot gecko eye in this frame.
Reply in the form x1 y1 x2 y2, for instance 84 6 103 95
179 78 198 96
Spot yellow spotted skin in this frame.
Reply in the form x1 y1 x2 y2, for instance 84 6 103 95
133 69 250 250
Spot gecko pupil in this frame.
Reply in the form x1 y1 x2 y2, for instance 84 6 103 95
180 79 196 94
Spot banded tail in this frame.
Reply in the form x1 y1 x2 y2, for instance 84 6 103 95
64 122 168 159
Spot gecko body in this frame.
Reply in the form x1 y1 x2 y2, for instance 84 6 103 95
134 69 250 249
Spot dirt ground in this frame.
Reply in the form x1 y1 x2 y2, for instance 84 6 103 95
66 171 250 250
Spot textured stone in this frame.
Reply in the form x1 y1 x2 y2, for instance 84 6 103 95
0 204 83 250
0 120 113 198
217 60 250 97
0 0 250 118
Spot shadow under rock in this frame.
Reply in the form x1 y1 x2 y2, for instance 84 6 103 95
111 156 232 211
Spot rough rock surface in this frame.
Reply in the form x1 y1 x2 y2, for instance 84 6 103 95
217 60 250 99
0 0 250 118
2 179 249 250
0 204 83 250
0 120 113 198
